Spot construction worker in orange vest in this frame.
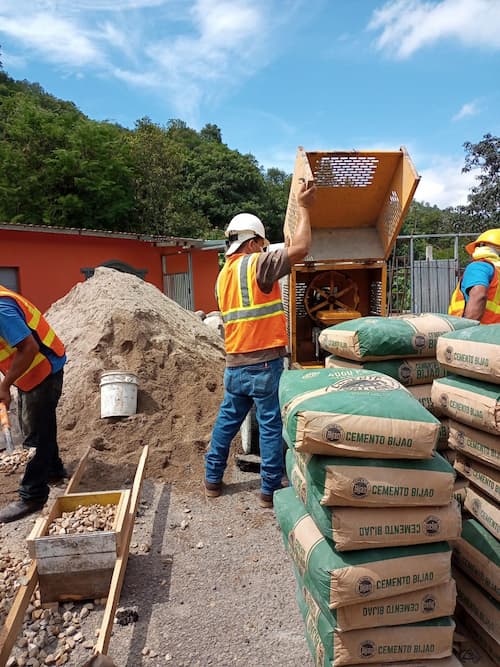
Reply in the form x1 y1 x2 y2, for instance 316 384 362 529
0 286 67 523
205 180 316 508
449 229 500 323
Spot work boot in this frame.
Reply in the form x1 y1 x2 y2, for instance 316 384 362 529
204 480 222 498
259 492 274 509
0 499 45 524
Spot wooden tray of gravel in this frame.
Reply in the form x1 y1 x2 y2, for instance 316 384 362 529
27 489 130 603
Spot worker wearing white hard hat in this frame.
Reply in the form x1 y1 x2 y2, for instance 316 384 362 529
449 228 500 323
205 181 316 508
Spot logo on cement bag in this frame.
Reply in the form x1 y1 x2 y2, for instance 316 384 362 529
422 593 437 613
412 334 427 350
455 430 465 448
359 640 376 659
323 424 345 442
423 515 441 536
459 647 482 664
330 375 401 392
352 478 370 498
472 498 481 514
439 393 449 410
445 346 454 363
357 576 374 597
398 362 412 385
288 530 307 575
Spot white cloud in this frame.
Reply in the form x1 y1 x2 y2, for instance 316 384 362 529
0 13 104 67
415 155 477 207
452 101 480 121
0 0 290 117
369 0 500 58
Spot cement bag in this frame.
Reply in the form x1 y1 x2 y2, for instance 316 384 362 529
453 477 469 506
286 437 455 507
463 486 500 541
458 611 500 666
274 487 452 609
441 449 456 466
448 419 500 470
431 375 500 436
318 314 478 362
436 420 450 450
325 355 447 386
280 368 440 459
452 519 500 602
287 452 462 550
454 618 498 667
436 324 500 384
408 384 441 416
298 583 455 667
297 564 457 632
454 453 500 503
453 568 500 643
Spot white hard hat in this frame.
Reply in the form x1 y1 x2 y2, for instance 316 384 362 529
225 213 269 256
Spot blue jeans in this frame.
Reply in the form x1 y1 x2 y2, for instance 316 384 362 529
205 357 284 495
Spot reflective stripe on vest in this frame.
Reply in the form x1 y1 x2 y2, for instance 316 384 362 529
448 260 500 324
0 287 65 390
216 253 288 354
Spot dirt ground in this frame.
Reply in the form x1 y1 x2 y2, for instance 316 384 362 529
0 269 311 666
0 451 311 667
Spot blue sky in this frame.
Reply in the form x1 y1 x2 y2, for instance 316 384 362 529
1 0 499 208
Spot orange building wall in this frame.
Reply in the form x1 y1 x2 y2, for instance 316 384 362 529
0 229 220 313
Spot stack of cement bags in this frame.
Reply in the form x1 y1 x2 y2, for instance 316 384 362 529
432 324 500 665
320 314 479 505
275 355 464 666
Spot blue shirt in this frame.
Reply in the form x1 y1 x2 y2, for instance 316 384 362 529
0 297 66 373
461 261 495 302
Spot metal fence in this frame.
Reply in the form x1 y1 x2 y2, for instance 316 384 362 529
387 233 477 315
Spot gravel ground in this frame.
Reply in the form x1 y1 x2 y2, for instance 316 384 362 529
1 460 312 667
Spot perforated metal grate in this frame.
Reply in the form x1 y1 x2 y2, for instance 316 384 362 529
313 155 379 188
380 190 402 239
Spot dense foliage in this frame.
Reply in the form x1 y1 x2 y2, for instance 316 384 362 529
0 67 497 244
0 71 290 241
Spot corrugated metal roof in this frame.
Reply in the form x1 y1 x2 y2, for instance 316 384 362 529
0 221 223 249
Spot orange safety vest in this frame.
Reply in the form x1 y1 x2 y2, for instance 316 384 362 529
448 259 500 324
0 287 65 390
216 253 288 354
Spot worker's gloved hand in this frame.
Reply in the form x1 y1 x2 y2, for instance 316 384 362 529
297 179 316 208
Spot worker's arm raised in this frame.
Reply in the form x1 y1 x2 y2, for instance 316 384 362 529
0 334 39 408
287 180 316 265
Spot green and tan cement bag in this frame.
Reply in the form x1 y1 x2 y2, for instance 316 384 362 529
280 368 440 458
463 485 500 541
452 519 500 602
448 419 500 470
453 568 500 643
274 487 453 609
436 324 500 384
286 439 455 507
325 355 447 386
297 583 455 667
287 453 462 551
431 375 500 436
318 313 478 362
295 565 457 632
454 453 500 503
407 384 441 416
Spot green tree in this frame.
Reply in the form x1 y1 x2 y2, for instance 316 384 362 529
462 133 500 227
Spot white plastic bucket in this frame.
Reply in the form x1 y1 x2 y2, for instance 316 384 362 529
100 371 138 418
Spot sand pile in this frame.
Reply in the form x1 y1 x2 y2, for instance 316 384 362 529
45 267 226 490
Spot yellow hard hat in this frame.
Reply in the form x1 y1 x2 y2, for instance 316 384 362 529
465 228 500 255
